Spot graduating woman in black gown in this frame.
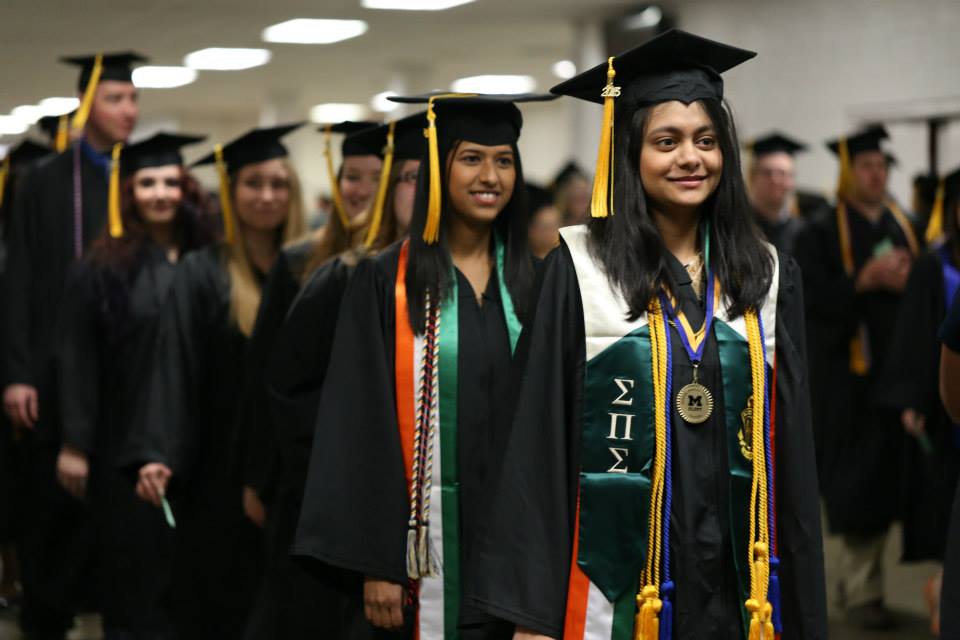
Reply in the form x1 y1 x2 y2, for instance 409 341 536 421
243 114 424 639
294 93 552 639
471 31 826 640
55 133 213 640
123 124 306 640
876 166 960 635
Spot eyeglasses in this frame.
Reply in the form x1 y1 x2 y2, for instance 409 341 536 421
396 170 419 185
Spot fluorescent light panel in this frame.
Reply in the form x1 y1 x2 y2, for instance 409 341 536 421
38 97 80 116
552 60 576 80
11 105 43 124
133 66 197 89
451 74 535 94
310 103 369 123
362 0 474 9
0 115 29 135
263 18 368 44
371 91 399 113
184 48 272 71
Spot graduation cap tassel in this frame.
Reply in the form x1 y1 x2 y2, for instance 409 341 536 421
836 137 855 202
926 177 946 244
71 53 103 132
0 156 9 210
108 142 124 238
323 126 351 231
365 121 396 249
55 114 70 153
213 144 236 245
591 57 619 218
423 98 442 244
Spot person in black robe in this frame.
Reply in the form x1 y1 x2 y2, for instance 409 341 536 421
793 125 921 630
294 93 549 640
243 115 424 640
875 166 960 635
471 30 826 640
121 124 306 640
938 290 960 639
55 133 213 639
1 51 146 639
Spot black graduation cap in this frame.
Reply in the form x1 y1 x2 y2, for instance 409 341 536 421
317 121 380 157
61 52 147 90
5 139 51 166
551 160 588 190
191 122 304 173
826 125 889 158
885 152 898 168
551 29 756 107
122 132 206 175
345 112 428 162
747 132 807 158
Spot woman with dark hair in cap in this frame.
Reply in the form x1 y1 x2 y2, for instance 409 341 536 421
124 124 306 639
54 133 212 640
293 93 549 639
472 30 826 640
242 114 424 640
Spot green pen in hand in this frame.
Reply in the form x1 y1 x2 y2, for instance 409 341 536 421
161 495 176 529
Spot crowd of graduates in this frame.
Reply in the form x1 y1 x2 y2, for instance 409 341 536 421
1 28 960 640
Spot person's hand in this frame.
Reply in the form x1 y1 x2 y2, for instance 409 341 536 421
242 486 266 528
363 577 404 630
136 463 172 507
858 249 910 292
56 446 88 499
513 628 555 640
901 408 927 437
3 384 38 429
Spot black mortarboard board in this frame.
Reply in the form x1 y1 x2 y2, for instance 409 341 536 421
6 139 51 166
747 132 807 158
346 112 428 162
191 122 304 173
527 183 555 216
826 125 889 158
122 132 206 175
61 52 147 90
551 29 755 107
317 121 380 157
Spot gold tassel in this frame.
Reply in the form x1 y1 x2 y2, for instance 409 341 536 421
836 137 855 201
323 125 351 231
591 57 620 218
423 97 442 244
55 114 69 152
365 121 396 249
634 586 661 640
926 177 946 243
213 144 236 245
108 142 123 238
71 53 103 133
0 156 9 210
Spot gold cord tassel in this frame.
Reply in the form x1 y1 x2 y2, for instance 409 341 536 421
423 97 442 244
55 114 69 153
323 126 351 231
365 121 396 249
108 142 123 238
836 137 855 202
591 57 620 218
72 53 103 133
0 156 9 210
635 586 661 640
926 177 946 243
214 144 236 245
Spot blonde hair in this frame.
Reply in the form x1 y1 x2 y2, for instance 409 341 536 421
227 157 307 336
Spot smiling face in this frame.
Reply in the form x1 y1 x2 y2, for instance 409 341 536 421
339 154 382 221
446 142 516 227
133 165 182 226
233 158 292 233
639 100 723 217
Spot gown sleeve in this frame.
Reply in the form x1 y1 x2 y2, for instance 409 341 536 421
2 166 39 387
292 253 411 583
57 262 102 454
772 254 828 640
470 242 585 638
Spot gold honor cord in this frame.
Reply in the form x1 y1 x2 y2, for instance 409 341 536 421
55 114 70 153
925 178 946 244
0 155 9 210
591 57 619 218
72 53 103 132
323 126 351 231
213 144 236 245
365 121 396 249
107 142 123 238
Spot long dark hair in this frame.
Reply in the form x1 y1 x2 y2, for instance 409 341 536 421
88 167 215 333
405 139 534 334
587 97 773 320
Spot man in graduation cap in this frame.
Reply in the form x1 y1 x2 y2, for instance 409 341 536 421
746 132 826 255
1 51 145 639
794 124 920 630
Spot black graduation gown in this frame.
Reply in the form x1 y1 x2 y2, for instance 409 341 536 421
469 241 826 640
293 241 515 639
793 204 918 535
121 244 263 640
753 209 804 257
58 246 177 634
242 242 355 640
874 249 960 561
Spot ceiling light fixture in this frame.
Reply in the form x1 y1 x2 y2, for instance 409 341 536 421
0 115 29 136
310 103 370 123
11 105 44 124
184 48 272 71
361 0 475 10
37 97 80 116
263 18 368 44
133 66 198 89
552 60 576 80
451 74 535 94
371 91 399 113
624 5 663 30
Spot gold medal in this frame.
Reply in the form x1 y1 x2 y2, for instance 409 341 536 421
676 364 713 424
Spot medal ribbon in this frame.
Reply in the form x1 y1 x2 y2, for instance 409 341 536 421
658 222 716 367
